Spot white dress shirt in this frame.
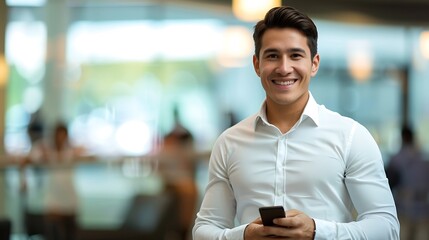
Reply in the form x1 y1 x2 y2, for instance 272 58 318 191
193 92 399 240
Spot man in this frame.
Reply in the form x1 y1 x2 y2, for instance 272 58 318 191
193 5 399 240
387 126 428 239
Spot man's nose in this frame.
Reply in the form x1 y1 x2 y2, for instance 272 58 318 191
275 57 293 74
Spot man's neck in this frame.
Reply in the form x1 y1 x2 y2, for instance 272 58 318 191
266 94 309 134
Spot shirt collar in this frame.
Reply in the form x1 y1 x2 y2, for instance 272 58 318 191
254 91 320 130
302 92 320 126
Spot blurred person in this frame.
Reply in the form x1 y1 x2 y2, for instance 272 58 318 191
27 110 45 144
193 6 399 240
26 121 85 240
19 111 45 192
17 112 48 239
158 108 198 240
387 126 429 240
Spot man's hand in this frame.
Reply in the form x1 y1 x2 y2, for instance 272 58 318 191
244 209 315 240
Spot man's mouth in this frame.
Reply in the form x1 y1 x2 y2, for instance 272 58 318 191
273 80 297 86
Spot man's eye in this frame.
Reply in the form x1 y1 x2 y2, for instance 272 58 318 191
291 54 303 59
266 54 278 59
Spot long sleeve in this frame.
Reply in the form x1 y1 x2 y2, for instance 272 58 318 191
193 136 247 240
313 123 399 239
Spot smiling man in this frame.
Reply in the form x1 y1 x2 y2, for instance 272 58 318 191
193 6 399 240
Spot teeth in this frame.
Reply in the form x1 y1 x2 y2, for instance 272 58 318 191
275 80 295 86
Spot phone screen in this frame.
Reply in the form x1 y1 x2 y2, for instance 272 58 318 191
259 206 286 226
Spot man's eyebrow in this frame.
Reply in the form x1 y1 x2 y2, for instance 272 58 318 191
288 48 306 54
262 47 307 55
261 48 279 55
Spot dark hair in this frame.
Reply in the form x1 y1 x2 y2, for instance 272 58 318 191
54 122 68 135
401 125 414 145
253 6 318 59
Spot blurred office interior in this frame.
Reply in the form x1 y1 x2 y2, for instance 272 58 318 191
0 0 429 239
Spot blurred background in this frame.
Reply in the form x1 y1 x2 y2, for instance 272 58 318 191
0 0 428 239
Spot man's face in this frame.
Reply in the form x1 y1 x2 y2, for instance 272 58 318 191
253 28 319 108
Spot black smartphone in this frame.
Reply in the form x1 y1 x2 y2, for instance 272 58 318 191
259 206 286 226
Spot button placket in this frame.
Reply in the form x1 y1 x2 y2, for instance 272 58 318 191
274 135 287 205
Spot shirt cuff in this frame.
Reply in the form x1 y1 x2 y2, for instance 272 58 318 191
225 224 248 240
313 218 336 240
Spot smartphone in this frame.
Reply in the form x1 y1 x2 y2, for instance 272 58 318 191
259 206 286 226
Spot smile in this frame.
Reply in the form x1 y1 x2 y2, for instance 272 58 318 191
273 80 296 86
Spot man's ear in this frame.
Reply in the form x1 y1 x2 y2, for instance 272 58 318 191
311 54 320 77
253 55 260 77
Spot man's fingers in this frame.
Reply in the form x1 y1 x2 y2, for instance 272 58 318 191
285 209 302 217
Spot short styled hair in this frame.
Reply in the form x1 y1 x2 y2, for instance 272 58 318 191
253 6 318 59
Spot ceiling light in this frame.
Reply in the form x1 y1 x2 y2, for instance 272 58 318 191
347 41 373 82
232 0 281 22
420 31 429 59
0 55 8 87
